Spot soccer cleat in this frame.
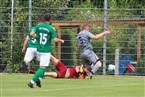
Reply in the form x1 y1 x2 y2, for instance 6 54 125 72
88 72 93 80
89 75 93 79
36 79 41 88
28 82 34 88
28 70 36 74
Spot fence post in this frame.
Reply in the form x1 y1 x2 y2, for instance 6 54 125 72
11 0 14 60
29 0 32 28
103 0 107 75
115 49 119 76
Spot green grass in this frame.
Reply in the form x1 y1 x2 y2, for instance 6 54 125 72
0 74 144 97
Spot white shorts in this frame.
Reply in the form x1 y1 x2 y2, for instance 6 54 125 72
24 48 40 62
39 52 50 67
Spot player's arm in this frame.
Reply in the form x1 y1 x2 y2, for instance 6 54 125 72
75 66 80 73
50 54 59 66
91 30 110 40
44 72 58 78
52 38 64 44
30 27 38 39
22 35 29 52
30 31 38 39
51 26 64 44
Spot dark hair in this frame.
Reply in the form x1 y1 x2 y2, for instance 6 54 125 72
38 18 44 23
43 13 52 21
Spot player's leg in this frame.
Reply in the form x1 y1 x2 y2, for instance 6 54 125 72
22 48 35 72
88 51 101 73
44 72 58 78
91 60 102 73
28 51 40 74
88 51 101 79
50 54 59 66
81 49 100 79
43 55 59 78
35 50 40 62
44 55 67 78
28 53 50 88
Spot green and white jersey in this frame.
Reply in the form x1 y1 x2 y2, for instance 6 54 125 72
32 22 57 52
27 27 38 48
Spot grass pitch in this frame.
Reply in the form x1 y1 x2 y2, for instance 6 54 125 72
0 74 144 97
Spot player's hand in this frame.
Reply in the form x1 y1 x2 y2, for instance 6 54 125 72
61 39 64 44
103 30 110 35
22 47 26 52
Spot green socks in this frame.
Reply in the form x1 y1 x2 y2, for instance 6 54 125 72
32 68 45 81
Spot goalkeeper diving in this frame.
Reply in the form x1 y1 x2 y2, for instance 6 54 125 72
45 54 89 79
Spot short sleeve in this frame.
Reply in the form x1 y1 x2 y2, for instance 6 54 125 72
31 27 37 33
27 27 35 36
50 26 57 38
87 31 94 38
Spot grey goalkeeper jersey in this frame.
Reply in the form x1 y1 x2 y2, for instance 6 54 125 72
77 31 94 52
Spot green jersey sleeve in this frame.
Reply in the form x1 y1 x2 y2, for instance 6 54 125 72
27 27 34 36
50 26 57 39
27 27 38 48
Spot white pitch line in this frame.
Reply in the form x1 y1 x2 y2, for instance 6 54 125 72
41 83 142 92
3 83 143 92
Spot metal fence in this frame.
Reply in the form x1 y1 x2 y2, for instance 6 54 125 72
0 0 145 75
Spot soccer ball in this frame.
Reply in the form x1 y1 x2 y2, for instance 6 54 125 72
108 64 115 71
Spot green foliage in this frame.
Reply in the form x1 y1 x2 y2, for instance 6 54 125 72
1 30 24 73
109 0 145 8
0 33 11 63
135 56 145 76
5 61 13 73
12 34 24 64
141 28 145 55
13 64 20 73
109 0 145 18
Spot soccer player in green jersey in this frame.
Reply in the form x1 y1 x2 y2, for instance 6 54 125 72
28 13 64 88
22 18 44 72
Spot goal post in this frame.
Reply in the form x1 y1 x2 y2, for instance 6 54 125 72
115 49 119 76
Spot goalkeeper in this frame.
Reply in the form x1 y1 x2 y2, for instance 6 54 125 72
44 54 88 79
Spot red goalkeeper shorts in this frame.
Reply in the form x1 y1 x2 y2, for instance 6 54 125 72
55 61 67 78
